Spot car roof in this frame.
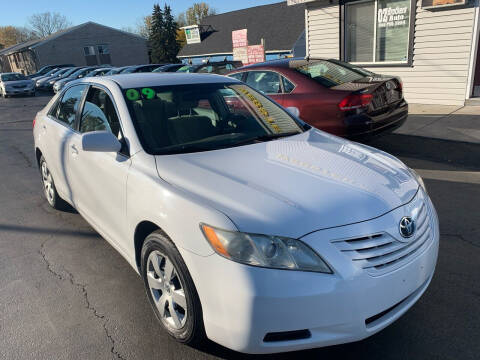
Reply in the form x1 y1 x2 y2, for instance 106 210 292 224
79 73 239 88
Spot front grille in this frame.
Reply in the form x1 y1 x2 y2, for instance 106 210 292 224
332 196 433 276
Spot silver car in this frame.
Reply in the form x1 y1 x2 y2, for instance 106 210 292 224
0 72 35 97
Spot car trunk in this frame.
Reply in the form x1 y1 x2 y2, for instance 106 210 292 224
331 75 404 115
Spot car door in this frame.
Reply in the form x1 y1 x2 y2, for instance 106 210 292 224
66 85 131 251
244 70 286 106
41 84 88 203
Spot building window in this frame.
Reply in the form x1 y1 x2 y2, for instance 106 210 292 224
97 45 109 55
83 46 95 56
345 0 412 64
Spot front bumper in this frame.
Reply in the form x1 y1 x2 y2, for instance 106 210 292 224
4 88 35 96
180 189 439 354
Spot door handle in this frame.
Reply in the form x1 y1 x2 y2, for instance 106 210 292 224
71 144 78 155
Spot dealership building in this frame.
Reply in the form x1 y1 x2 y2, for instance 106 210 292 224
288 0 480 105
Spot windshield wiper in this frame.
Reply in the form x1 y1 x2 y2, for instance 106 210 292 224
232 131 302 146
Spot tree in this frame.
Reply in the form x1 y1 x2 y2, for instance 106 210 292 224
28 12 72 38
149 4 165 63
148 4 180 63
137 16 152 39
0 26 37 48
163 5 180 63
177 2 216 26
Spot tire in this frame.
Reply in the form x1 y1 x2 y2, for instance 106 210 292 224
141 231 205 345
39 156 69 210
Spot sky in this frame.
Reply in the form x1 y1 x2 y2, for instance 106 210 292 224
1 0 282 30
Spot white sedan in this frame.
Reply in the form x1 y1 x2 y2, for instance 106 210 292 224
33 73 439 354
0 72 35 97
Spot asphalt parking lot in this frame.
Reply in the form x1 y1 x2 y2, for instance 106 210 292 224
0 94 479 360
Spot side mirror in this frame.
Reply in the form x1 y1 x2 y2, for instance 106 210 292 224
81 131 121 153
285 106 300 118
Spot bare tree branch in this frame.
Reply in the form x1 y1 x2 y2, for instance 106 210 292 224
28 12 72 38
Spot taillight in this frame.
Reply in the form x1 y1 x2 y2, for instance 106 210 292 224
397 80 403 91
338 93 373 111
33 117 36 128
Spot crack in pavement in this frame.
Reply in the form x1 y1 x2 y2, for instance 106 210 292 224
11 144 33 168
39 238 127 360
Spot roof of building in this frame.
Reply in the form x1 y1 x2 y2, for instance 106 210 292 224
177 1 306 58
0 22 145 56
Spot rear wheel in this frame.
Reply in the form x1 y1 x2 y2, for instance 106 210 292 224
39 156 68 210
141 231 205 345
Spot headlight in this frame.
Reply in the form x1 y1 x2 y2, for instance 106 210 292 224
201 224 332 273
49 80 55 84
409 168 427 193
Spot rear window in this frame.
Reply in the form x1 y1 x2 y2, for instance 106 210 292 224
295 60 368 88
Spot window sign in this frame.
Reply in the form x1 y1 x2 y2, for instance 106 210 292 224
422 0 467 9
345 0 412 64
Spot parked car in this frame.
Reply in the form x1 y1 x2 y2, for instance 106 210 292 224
42 67 86 92
53 67 98 93
228 58 408 139
153 64 185 73
84 67 113 78
0 72 35 97
104 66 132 75
121 64 165 73
31 67 61 82
177 61 242 75
36 67 74 90
27 64 74 79
34 73 438 354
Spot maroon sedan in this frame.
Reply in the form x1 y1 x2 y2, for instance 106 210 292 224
227 58 408 139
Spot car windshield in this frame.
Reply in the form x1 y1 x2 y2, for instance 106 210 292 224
122 67 136 74
53 68 70 76
295 60 368 88
43 68 59 76
1 73 27 81
70 68 91 78
62 68 80 77
177 66 195 73
123 82 305 155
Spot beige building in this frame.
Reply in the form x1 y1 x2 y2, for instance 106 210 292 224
0 22 148 75
288 0 480 105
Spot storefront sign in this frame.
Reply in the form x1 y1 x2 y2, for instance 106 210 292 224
232 29 248 48
377 5 409 28
247 45 265 64
183 26 201 44
422 0 466 8
233 46 249 64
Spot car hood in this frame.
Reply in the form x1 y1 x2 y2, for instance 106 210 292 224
154 130 418 238
3 80 33 87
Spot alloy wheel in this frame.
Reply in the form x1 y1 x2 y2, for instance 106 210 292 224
146 250 188 330
41 161 55 206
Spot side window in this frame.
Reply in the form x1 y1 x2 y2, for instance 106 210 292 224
282 76 295 93
56 85 88 127
79 87 121 138
197 65 213 73
245 71 281 94
228 72 244 81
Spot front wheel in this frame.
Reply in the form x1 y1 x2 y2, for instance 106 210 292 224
141 231 205 345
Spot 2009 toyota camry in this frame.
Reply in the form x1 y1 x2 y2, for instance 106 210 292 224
33 73 439 354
